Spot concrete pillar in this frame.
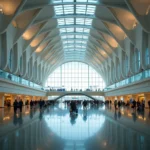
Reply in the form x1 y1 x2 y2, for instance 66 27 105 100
144 93 150 108
0 94 4 108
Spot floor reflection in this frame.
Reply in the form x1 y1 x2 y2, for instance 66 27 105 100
0 104 150 150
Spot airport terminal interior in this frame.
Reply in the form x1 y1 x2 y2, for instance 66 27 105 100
0 0 150 150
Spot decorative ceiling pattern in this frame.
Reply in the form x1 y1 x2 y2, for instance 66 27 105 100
0 0 149 86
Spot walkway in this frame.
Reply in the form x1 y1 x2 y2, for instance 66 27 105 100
0 104 150 150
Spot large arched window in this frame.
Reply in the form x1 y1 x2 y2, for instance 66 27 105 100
45 62 105 91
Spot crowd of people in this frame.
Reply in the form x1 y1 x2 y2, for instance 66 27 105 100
104 99 150 112
13 99 49 113
12 97 150 115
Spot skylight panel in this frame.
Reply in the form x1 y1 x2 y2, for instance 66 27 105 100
60 28 66 33
67 35 74 38
76 35 82 38
64 5 74 14
88 0 98 3
62 35 67 39
54 5 63 15
66 28 74 32
76 0 87 2
63 0 74 2
62 35 75 39
81 41 87 44
65 18 74 25
53 0 62 3
58 18 65 25
76 5 86 14
63 41 68 44
86 5 96 15
75 41 82 44
53 1 96 60
83 35 88 39
76 18 84 25
64 48 75 51
84 28 90 33
76 28 83 32
85 18 92 25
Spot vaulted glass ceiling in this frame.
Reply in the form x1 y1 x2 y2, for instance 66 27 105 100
53 0 97 60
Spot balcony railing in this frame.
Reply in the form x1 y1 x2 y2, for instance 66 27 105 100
0 70 43 90
104 69 150 91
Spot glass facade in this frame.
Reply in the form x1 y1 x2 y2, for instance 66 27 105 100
45 62 105 91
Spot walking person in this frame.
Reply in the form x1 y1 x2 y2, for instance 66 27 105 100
118 100 121 109
83 100 87 110
13 99 18 114
30 100 33 109
19 99 23 113
39 99 43 110
114 100 118 110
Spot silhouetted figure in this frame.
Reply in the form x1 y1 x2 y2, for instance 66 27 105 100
132 99 136 110
114 100 117 110
110 100 112 105
19 99 23 112
118 101 121 109
13 99 18 113
83 100 87 109
70 101 78 113
148 100 150 110
30 100 33 109
39 99 43 110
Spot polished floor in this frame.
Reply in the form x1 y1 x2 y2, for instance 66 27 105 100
0 103 150 150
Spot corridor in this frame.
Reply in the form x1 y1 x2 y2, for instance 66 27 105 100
0 103 150 150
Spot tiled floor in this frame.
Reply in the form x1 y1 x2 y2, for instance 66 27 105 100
0 103 150 150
